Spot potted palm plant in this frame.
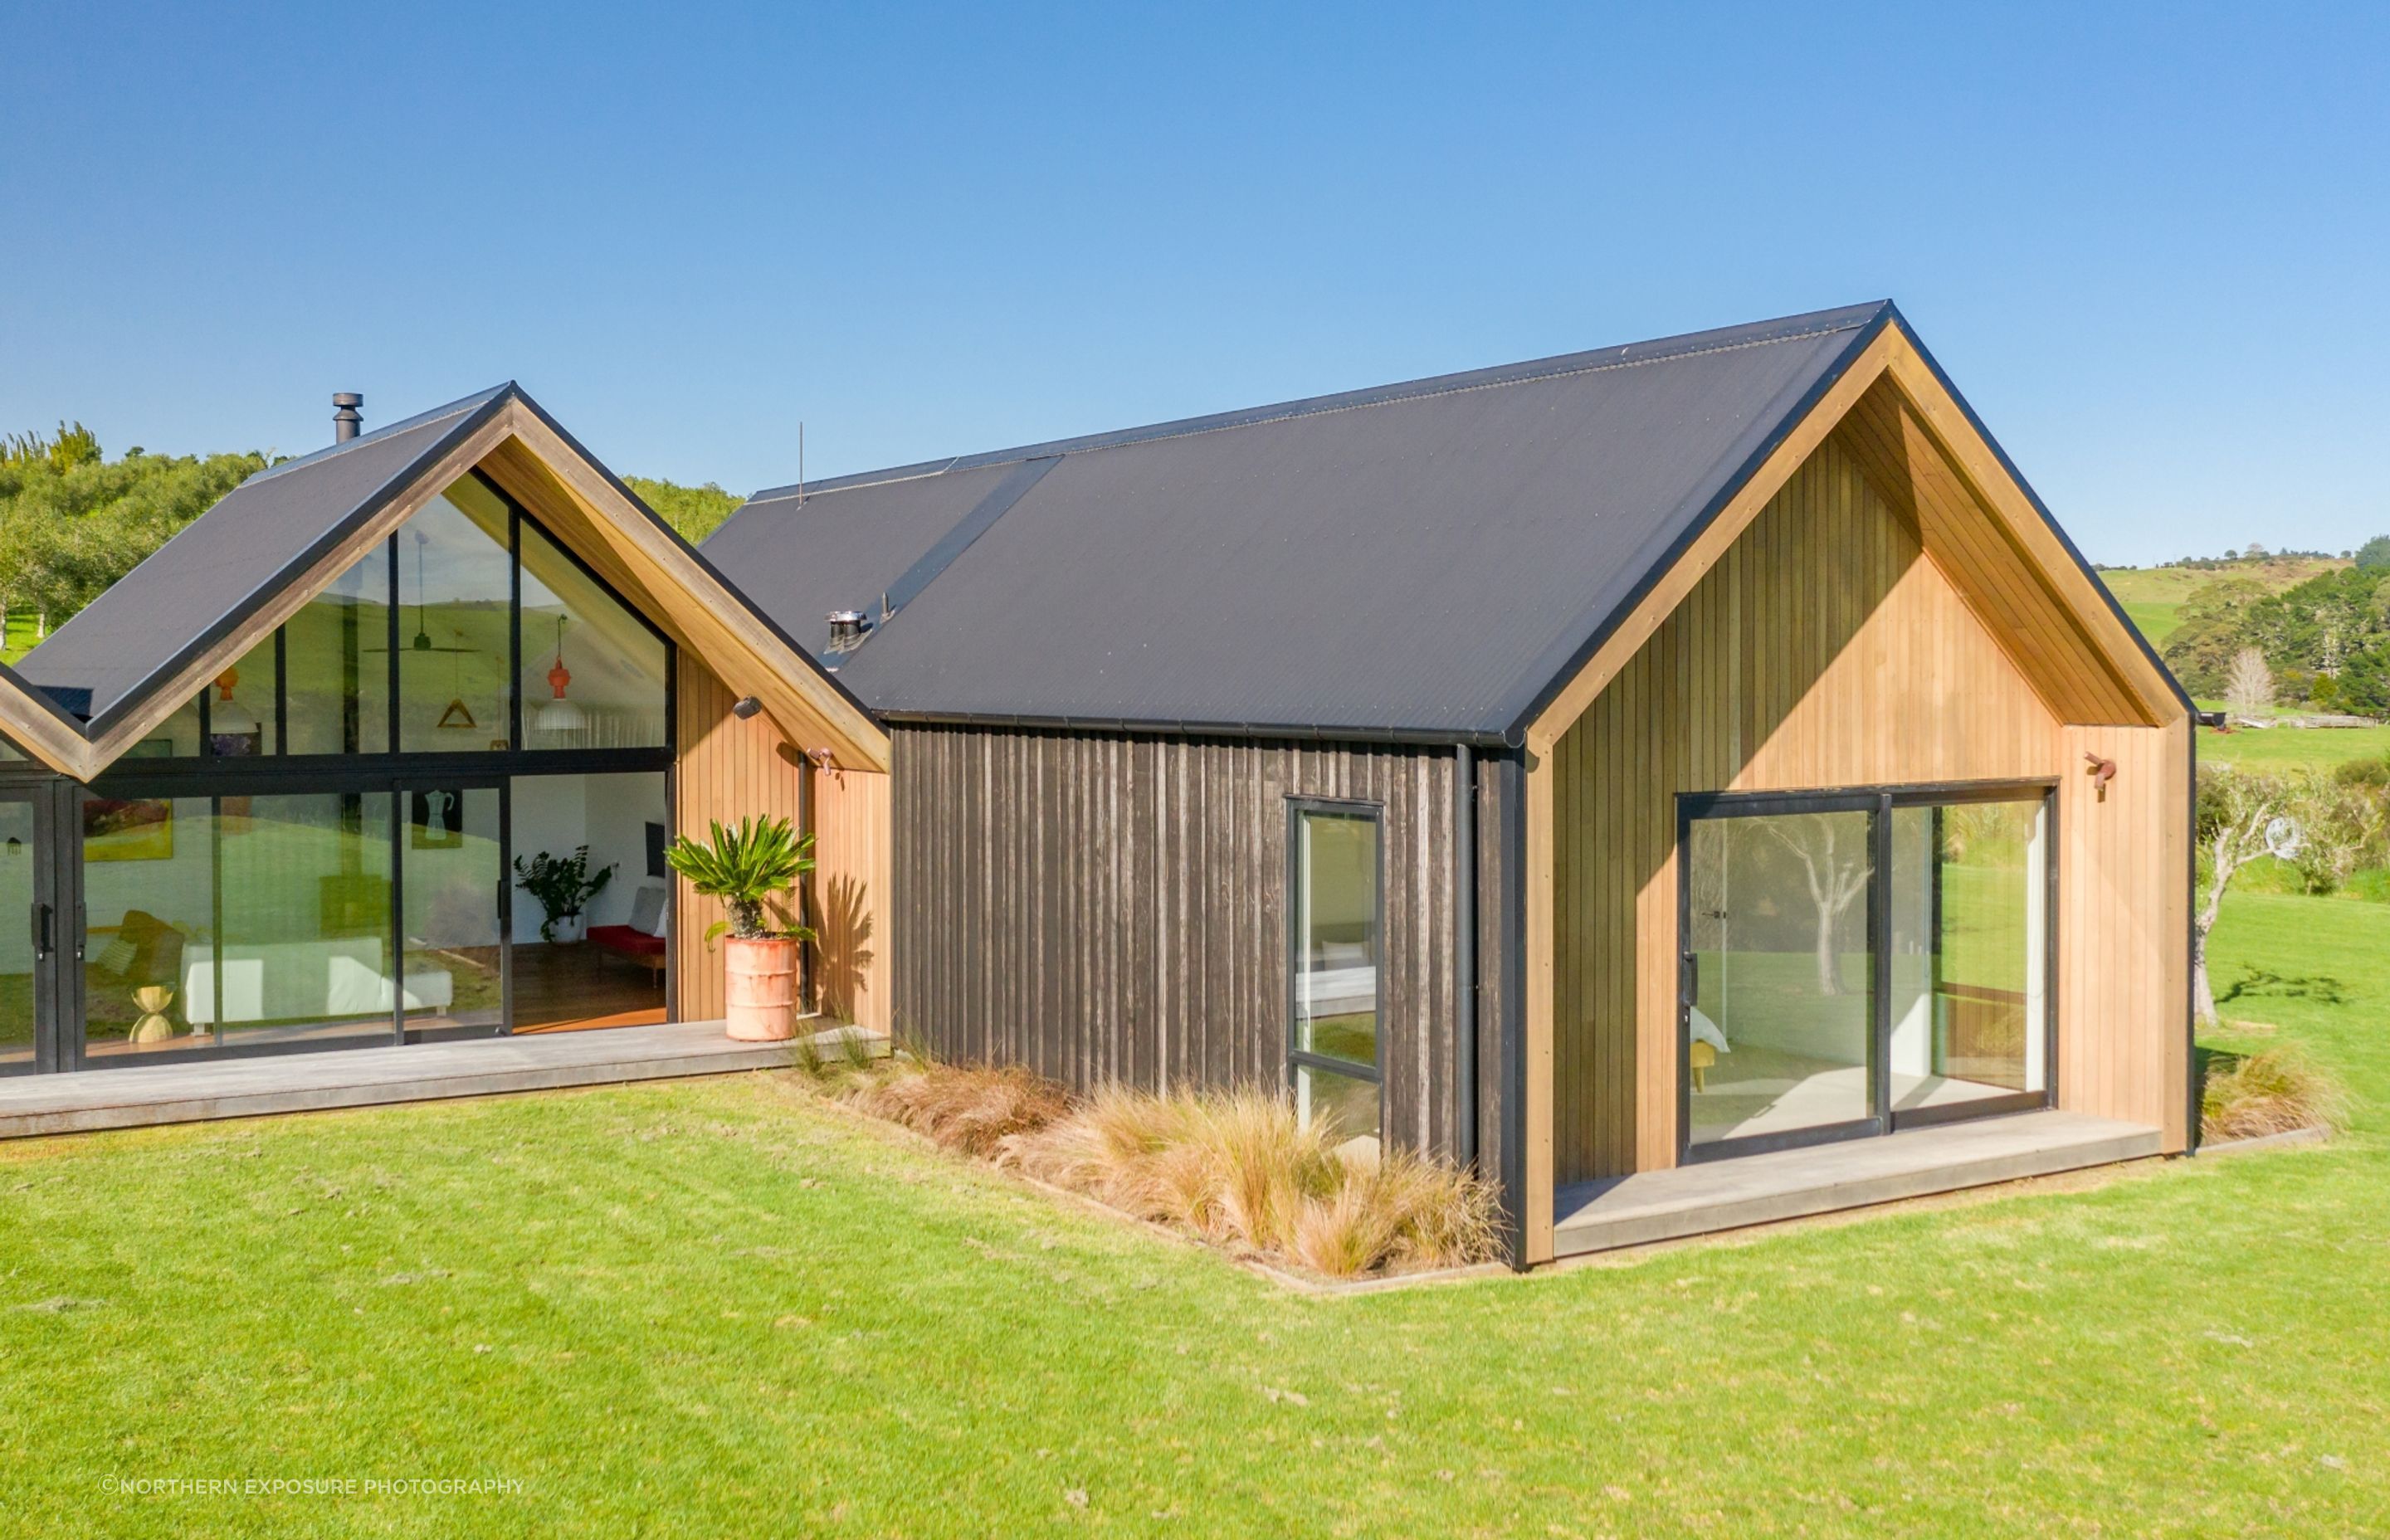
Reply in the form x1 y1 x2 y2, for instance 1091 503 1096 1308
512 846 615 944
664 816 815 1040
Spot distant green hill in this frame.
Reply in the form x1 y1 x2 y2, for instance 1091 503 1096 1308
2098 555 2349 649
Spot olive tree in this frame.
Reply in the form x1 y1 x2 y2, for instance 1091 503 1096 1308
2193 767 2383 1025
2194 766 2289 1026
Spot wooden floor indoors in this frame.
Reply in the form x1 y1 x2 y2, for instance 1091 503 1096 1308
0 1020 880 1141
1551 1109 2165 1258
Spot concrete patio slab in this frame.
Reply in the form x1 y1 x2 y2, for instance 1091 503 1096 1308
1552 1109 2164 1258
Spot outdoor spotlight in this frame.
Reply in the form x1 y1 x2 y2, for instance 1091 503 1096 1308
732 695 763 719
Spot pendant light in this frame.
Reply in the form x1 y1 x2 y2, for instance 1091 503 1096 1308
437 628 478 729
211 665 260 738
534 614 586 732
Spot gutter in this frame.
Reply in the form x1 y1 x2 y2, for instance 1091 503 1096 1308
875 709 1514 750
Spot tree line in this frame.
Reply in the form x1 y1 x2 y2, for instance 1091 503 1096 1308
0 422 266 638
0 422 744 644
2163 543 2390 714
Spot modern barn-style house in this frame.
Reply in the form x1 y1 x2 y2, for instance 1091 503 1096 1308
0 385 890 1073
0 303 2196 1266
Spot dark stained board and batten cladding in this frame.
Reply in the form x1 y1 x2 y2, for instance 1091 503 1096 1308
892 724 1493 1159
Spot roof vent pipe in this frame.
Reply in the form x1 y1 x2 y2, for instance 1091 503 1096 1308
333 392 363 444
827 610 868 649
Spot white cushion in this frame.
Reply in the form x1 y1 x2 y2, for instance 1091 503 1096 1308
628 883 668 938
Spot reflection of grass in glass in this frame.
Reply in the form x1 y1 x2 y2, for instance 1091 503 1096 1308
1301 1063 1379 1140
0 972 32 1054
1939 855 2030 994
1302 1011 1376 1067
1693 949 1871 1062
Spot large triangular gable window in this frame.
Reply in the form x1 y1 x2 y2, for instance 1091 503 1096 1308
181 470 669 760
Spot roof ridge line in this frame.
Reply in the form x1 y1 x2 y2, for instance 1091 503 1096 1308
745 304 1888 504
246 383 515 485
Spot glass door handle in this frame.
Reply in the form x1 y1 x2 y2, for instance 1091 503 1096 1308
32 902 51 960
72 901 85 962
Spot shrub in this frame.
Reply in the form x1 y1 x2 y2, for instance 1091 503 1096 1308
2331 756 2390 790
2200 1047 2348 1143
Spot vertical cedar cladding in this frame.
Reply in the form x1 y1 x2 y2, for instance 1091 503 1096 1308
1549 436 2071 1184
891 725 1478 1158
675 654 806 1020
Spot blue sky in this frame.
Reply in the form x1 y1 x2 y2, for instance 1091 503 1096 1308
4 2 2384 564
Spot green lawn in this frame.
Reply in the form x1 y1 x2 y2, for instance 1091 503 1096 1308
3 909 2386 1535
2121 597 2183 647
2198 720 2390 772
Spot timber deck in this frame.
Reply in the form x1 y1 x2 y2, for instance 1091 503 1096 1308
0 1020 877 1140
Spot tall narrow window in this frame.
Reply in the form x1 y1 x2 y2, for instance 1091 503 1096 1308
519 521 668 751
285 538 391 754
396 480 514 753
1290 803 1382 1148
1886 798 2049 1109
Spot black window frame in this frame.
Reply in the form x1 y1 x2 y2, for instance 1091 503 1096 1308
62 466 681 1070
1675 777 2061 1166
181 467 675 771
1285 795 1386 1140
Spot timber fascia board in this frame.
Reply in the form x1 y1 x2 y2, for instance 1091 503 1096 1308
1523 328 1900 754
6 391 888 782
1872 332 2186 726
1522 319 2186 756
54 405 516 782
496 402 890 773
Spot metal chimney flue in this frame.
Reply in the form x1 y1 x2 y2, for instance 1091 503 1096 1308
826 610 870 653
333 392 363 443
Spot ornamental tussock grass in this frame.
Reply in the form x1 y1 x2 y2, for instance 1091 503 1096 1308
793 1052 1503 1277
1001 1084 1503 1277
2200 1046 2349 1143
845 1060 1076 1159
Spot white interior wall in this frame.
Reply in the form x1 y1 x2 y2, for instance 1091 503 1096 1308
507 772 664 941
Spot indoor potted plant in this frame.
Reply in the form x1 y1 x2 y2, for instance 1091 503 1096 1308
513 845 615 944
664 815 815 1040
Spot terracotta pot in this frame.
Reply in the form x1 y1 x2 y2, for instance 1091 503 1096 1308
723 935 802 1040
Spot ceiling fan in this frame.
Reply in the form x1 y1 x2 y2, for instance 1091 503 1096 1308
352 533 490 731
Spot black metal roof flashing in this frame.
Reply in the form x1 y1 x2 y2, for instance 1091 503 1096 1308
708 302 1916 740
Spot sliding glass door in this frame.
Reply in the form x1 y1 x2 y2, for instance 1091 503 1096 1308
1680 782 2054 1162
0 786 69 1075
1682 797 1880 1156
1885 799 2051 1119
399 782 507 1040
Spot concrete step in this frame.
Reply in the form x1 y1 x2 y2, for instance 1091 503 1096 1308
1552 1109 2163 1258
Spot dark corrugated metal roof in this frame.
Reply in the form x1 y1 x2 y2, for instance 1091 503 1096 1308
706 302 1895 740
16 386 511 730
